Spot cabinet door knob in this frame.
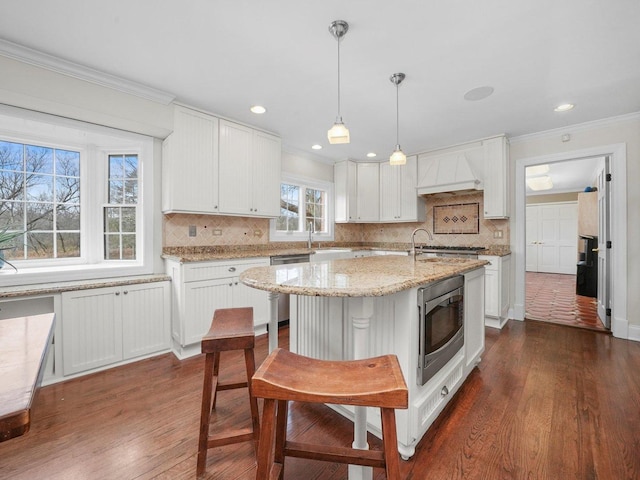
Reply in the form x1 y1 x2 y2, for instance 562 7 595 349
234 281 238 285
229 283 233 287
441 385 449 397
115 291 120 296
228 267 236 272
123 290 128 295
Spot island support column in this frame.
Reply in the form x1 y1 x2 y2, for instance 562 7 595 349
349 297 374 480
268 292 279 352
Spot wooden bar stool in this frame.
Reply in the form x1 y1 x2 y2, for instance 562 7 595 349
252 348 409 480
197 307 260 475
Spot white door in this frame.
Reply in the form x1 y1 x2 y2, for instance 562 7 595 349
526 203 578 274
597 157 611 328
525 205 539 271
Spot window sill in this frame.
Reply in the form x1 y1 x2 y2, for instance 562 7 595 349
0 262 154 289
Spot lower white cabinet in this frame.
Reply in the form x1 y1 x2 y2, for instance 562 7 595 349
166 257 270 357
479 254 511 328
61 282 170 375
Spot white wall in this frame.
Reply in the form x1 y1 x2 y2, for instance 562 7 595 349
509 113 639 336
281 150 333 182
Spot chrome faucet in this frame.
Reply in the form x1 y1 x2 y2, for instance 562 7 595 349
411 227 434 260
307 221 314 249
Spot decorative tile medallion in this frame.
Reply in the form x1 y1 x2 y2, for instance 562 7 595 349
433 203 479 234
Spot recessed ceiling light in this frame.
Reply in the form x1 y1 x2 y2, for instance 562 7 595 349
366 152 377 158
311 144 323 150
554 103 574 112
464 86 494 101
250 105 266 114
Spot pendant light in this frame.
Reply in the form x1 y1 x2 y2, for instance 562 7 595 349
389 73 406 165
327 20 350 144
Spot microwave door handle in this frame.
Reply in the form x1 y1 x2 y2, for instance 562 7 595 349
418 304 426 373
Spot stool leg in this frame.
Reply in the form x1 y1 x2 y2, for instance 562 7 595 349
256 398 277 480
197 352 215 475
274 400 288 480
244 347 261 447
211 351 221 409
380 408 401 480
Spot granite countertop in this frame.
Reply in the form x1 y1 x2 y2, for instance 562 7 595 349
239 256 488 297
0 274 171 299
162 244 510 263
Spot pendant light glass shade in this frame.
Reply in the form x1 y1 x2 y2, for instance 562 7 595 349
328 118 350 144
390 73 406 165
328 20 350 144
390 145 406 165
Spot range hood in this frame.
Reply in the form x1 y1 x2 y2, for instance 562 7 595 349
416 151 483 195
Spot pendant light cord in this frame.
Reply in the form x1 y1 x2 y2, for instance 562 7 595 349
337 37 341 119
396 82 400 145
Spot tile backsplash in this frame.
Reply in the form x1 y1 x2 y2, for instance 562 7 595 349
163 192 509 248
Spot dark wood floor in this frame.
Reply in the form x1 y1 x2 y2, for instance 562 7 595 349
1 321 639 479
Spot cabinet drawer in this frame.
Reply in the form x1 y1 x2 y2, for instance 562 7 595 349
183 258 269 282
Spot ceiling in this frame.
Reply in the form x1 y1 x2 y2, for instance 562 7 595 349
0 0 639 172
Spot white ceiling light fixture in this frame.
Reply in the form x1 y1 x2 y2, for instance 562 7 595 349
327 20 350 144
311 144 323 150
366 152 377 158
526 164 550 176
250 105 266 114
389 72 407 166
554 103 575 112
526 175 553 191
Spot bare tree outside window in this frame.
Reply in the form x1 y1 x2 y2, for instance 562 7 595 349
276 182 327 234
104 154 138 260
0 140 80 261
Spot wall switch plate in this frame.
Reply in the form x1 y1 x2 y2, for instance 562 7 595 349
253 229 262 237
493 230 503 238
188 225 197 237
212 229 222 236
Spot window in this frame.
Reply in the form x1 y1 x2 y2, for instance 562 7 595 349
0 141 81 260
104 154 138 260
271 175 333 241
0 105 155 285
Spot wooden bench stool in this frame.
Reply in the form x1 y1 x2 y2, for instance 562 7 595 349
252 348 409 479
197 307 260 475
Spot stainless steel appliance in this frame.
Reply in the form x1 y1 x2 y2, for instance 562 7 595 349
270 254 310 322
417 275 464 385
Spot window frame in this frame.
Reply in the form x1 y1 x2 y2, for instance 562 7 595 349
0 105 155 287
270 173 334 242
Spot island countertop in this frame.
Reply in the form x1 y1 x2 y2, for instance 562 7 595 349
240 255 488 297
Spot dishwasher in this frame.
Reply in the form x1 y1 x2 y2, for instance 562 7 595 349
270 254 310 322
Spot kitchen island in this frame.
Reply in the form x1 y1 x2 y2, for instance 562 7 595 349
240 255 486 477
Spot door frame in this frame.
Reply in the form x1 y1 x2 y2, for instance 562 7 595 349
513 143 628 339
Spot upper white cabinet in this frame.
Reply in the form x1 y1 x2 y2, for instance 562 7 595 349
218 120 281 217
334 160 357 222
162 106 219 213
482 135 510 219
162 106 281 218
355 162 380 222
379 156 425 222
335 159 423 223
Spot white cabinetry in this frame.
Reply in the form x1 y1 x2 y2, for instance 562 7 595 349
61 282 170 375
218 119 281 217
479 254 511 329
334 160 357 222
482 135 510 219
166 258 270 358
162 106 219 213
379 156 425 222
162 106 281 217
355 162 380 222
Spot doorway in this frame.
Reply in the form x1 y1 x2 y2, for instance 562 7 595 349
513 144 628 340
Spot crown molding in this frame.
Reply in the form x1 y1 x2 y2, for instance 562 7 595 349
509 111 640 145
0 38 175 105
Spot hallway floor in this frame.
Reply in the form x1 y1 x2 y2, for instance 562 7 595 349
525 272 607 332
